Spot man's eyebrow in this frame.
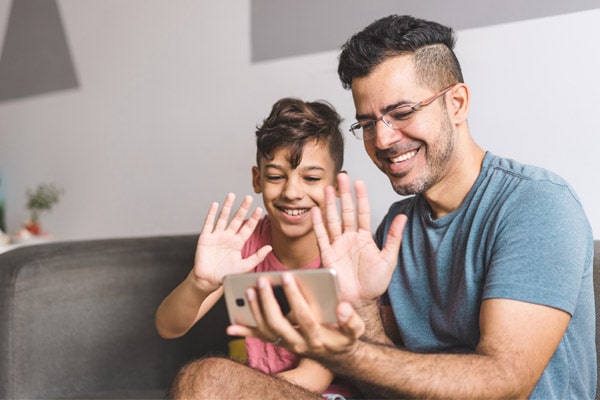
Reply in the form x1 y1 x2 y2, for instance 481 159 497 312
355 100 411 120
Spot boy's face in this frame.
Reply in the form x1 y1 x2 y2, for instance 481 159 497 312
252 139 337 241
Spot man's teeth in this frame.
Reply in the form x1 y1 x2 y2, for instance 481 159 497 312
282 208 309 216
390 150 417 163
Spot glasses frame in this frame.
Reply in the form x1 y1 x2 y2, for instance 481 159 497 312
349 84 456 140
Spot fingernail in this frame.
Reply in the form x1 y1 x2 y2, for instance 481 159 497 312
282 272 293 284
246 288 256 301
338 303 352 322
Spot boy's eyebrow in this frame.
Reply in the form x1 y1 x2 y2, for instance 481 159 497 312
263 163 327 173
298 165 327 173
263 162 284 170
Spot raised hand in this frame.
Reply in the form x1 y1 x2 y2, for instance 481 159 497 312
192 193 272 292
312 173 406 304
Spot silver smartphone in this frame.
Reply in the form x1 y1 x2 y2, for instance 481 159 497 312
222 269 341 327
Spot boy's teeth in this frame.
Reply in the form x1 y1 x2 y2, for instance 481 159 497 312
283 208 309 216
390 149 417 163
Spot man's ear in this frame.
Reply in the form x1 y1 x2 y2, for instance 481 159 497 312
251 166 262 194
448 83 470 125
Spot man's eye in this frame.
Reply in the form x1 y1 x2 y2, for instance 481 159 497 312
360 121 376 131
389 109 414 121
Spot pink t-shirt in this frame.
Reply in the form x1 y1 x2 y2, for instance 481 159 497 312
243 215 321 375
241 216 358 397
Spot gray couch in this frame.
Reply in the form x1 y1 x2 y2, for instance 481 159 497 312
1 236 599 399
0 235 230 399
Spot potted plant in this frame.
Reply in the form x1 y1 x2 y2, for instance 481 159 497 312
25 183 64 235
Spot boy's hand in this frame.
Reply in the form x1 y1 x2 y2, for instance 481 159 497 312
193 193 272 292
312 173 406 304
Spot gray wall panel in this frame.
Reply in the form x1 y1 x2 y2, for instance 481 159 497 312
251 0 600 62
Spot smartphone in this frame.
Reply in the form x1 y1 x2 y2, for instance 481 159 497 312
222 269 341 327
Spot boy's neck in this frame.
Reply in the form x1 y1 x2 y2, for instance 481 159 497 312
270 233 320 269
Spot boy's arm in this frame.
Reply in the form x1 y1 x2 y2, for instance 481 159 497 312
275 358 334 394
155 193 271 338
155 272 224 338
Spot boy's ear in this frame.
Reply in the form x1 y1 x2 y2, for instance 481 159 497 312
251 166 262 194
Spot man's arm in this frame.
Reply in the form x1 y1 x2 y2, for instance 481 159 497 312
337 297 569 399
231 276 570 399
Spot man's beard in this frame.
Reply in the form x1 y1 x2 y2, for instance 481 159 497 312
391 114 455 196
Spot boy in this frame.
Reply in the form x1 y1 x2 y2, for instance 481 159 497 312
156 97 355 398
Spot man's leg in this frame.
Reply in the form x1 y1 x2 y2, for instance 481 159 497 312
169 356 323 400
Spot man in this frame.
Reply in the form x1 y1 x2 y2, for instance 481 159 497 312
174 15 596 399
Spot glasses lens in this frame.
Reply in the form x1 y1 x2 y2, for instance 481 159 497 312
387 108 414 126
350 124 364 140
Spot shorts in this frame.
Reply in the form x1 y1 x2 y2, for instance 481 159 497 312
322 394 347 400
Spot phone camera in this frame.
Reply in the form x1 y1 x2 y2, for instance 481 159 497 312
235 298 245 307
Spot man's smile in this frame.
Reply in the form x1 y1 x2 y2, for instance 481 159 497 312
389 149 418 164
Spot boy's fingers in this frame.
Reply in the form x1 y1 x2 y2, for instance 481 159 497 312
215 193 236 230
227 195 253 232
238 206 263 241
200 201 220 235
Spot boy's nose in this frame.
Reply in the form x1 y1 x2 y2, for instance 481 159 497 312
281 180 302 200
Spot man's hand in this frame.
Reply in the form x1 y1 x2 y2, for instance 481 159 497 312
192 193 272 292
312 173 406 303
227 272 365 360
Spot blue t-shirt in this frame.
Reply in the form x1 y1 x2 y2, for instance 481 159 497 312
377 152 596 399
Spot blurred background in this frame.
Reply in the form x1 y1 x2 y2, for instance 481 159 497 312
1 0 599 241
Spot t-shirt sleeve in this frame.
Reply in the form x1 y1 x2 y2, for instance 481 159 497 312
482 180 592 315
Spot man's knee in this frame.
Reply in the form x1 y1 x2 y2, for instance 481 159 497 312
169 356 234 399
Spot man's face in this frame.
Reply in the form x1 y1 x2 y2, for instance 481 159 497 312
252 139 336 240
351 55 455 196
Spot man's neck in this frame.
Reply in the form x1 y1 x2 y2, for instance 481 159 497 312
424 143 486 220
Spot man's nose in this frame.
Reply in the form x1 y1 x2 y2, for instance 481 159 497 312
373 118 402 148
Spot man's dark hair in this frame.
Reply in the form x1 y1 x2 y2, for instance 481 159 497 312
255 98 344 171
338 15 464 91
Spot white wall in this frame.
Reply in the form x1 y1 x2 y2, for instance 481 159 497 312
1 1 598 240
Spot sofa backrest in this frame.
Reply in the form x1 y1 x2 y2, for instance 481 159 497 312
0 235 230 399
1 237 599 399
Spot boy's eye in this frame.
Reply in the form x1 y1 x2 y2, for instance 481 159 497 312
304 176 322 183
266 175 284 181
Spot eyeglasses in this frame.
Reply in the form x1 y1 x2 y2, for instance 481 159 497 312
349 85 455 140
